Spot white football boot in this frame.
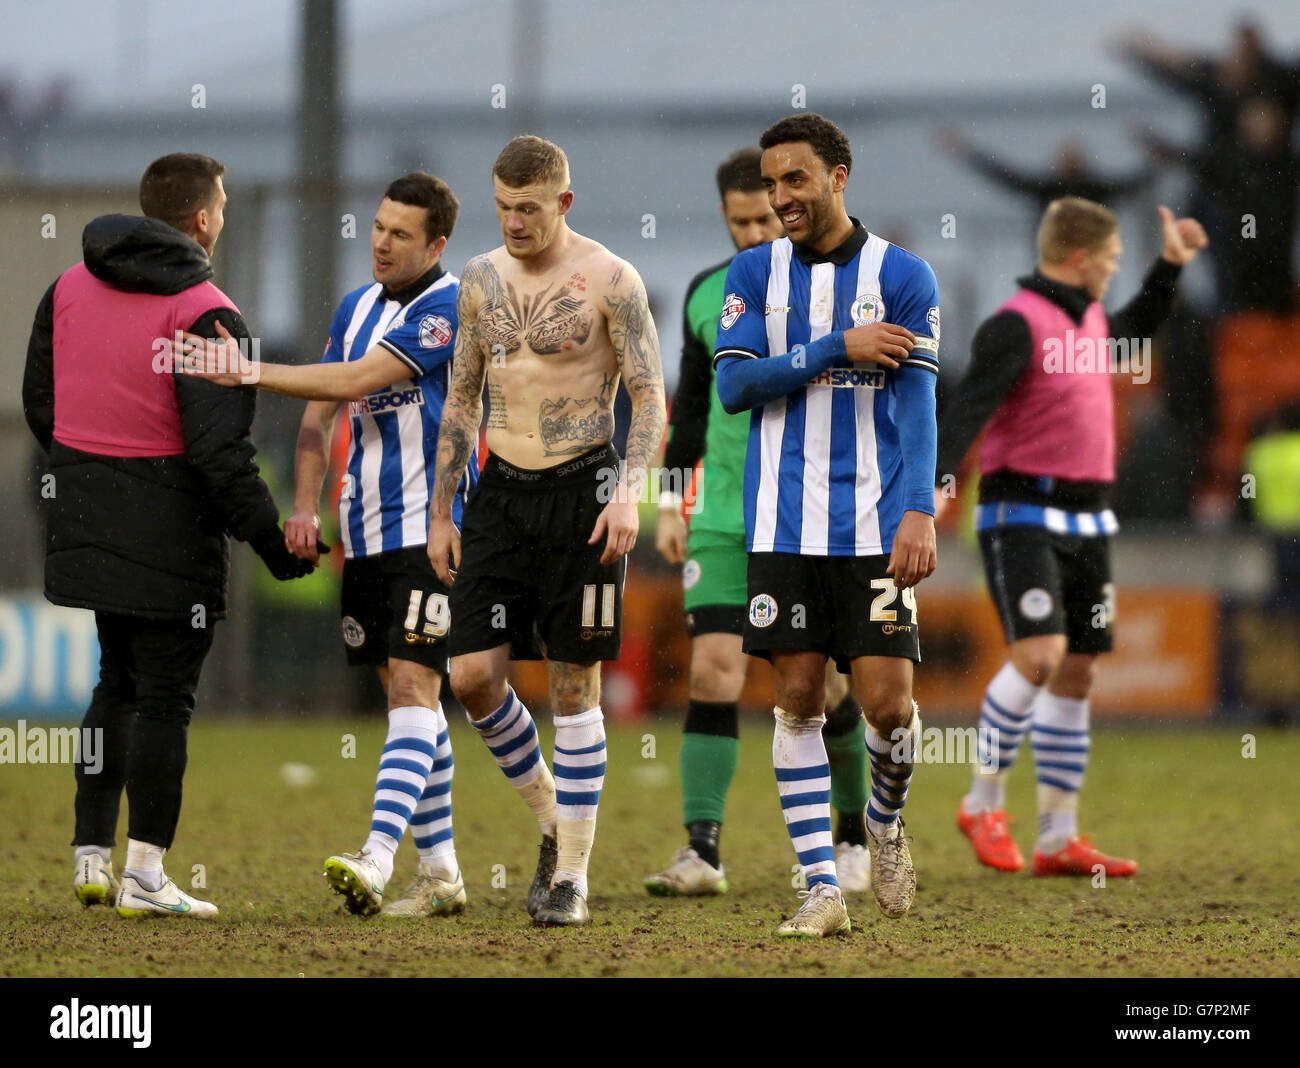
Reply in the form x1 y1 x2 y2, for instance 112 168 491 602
381 865 467 917
776 882 851 938
866 819 916 918
643 846 728 896
74 853 118 908
834 841 871 893
323 849 386 917
115 875 218 918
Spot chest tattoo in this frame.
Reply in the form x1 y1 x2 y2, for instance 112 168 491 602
478 278 594 357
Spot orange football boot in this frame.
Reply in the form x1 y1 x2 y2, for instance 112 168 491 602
957 798 1024 872
1032 834 1137 877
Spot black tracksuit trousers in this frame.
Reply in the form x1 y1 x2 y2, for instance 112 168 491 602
72 612 216 850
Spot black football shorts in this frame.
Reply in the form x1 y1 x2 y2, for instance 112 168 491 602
743 551 921 671
978 524 1114 653
448 445 626 663
340 545 451 672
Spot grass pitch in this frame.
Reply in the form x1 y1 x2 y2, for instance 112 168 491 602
0 715 1296 978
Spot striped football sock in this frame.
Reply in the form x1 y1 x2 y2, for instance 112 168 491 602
363 705 438 884
468 687 557 838
1032 692 1090 853
410 704 458 880
865 704 919 839
773 707 837 891
552 707 607 898
966 662 1040 812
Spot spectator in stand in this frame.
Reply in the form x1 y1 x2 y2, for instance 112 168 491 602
1121 22 1300 311
1138 99 1298 315
1119 21 1300 150
938 129 1153 215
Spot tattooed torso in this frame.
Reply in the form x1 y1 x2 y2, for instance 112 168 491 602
478 273 595 356
433 227 665 523
470 239 624 466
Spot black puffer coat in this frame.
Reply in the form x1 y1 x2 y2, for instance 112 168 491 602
22 215 283 621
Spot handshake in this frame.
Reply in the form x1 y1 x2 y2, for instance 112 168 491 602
249 525 329 581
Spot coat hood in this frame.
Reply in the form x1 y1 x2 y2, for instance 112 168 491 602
82 214 214 296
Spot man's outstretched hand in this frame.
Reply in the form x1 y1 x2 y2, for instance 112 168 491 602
285 510 330 564
171 321 258 386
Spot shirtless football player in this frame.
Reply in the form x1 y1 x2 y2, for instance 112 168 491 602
428 135 666 926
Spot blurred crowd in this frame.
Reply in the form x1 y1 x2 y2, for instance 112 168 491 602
938 20 1300 535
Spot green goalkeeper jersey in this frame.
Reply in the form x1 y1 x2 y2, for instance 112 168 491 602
664 257 749 539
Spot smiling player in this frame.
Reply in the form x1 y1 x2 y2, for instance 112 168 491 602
647 147 874 898
714 114 941 937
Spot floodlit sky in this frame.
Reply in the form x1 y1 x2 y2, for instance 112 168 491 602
2 0 1298 114
0 0 444 107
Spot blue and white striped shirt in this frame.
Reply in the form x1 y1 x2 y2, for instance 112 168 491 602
322 266 476 559
714 224 939 557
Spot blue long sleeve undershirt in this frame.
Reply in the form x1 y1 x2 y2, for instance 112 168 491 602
715 334 937 516
714 333 846 414
894 363 938 515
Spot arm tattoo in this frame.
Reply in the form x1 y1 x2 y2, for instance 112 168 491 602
432 254 492 517
605 263 666 478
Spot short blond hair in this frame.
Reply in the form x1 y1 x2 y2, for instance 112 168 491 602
493 135 570 190
1037 197 1118 264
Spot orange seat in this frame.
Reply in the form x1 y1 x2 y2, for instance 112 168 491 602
1210 312 1300 493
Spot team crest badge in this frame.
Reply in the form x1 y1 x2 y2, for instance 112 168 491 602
748 594 778 628
341 616 366 648
720 293 745 330
1018 588 1053 621
419 315 453 349
851 293 885 326
682 559 701 590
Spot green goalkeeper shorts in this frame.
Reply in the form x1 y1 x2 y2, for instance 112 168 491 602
682 530 748 629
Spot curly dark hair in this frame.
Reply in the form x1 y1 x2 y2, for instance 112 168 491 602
759 114 852 176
